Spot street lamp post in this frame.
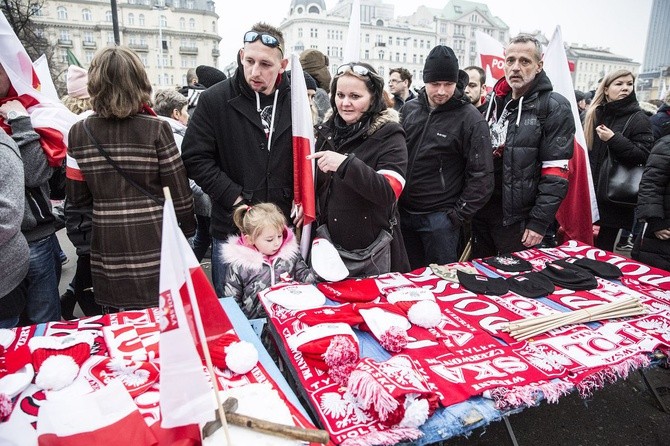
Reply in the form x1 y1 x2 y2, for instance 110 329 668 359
154 1 167 86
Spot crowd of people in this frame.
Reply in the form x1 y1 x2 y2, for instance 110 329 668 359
2 21 670 330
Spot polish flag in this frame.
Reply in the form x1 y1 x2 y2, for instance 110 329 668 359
291 54 317 258
343 0 361 63
0 13 78 167
158 191 222 428
36 380 158 445
543 26 599 245
475 31 505 85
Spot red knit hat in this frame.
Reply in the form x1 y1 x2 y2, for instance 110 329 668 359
317 277 381 303
28 332 95 390
209 333 258 375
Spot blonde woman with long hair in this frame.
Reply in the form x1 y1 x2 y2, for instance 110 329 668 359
583 69 654 251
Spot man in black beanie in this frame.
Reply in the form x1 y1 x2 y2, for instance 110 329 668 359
398 45 494 269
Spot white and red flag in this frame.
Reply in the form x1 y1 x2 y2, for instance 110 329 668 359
291 54 317 258
0 13 78 167
543 26 599 245
343 0 361 63
475 31 505 85
158 192 221 428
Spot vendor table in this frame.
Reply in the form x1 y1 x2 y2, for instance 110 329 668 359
260 241 670 446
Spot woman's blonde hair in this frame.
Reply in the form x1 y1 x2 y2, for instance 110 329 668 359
61 95 92 115
88 46 152 119
232 203 286 243
583 69 636 149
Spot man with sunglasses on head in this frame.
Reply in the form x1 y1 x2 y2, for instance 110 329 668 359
398 45 494 269
182 23 301 298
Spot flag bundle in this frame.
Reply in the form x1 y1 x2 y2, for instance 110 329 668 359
290 54 317 258
544 26 599 244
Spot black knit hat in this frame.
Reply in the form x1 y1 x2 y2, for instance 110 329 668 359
457 270 509 296
423 45 459 83
482 254 533 273
539 261 598 290
196 65 227 88
572 257 623 279
303 71 318 91
507 272 555 298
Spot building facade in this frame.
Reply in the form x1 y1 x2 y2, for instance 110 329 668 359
280 0 510 88
566 45 640 93
642 0 670 73
31 0 220 89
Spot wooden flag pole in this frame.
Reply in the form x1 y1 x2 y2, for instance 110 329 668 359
163 187 232 444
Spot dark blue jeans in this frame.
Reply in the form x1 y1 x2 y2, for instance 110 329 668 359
211 237 229 298
400 210 460 270
192 215 212 262
23 234 61 324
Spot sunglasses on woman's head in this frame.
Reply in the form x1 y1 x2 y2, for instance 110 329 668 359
336 64 371 77
243 31 283 55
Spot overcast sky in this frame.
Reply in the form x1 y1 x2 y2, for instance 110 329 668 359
216 0 653 67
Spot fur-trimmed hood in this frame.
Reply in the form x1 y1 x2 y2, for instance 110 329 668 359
321 107 400 138
220 226 299 269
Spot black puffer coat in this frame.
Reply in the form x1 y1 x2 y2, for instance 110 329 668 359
399 70 493 225
314 109 410 274
589 92 654 230
485 71 575 234
633 127 670 270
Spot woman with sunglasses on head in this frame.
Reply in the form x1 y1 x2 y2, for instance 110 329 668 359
584 69 654 251
307 63 410 277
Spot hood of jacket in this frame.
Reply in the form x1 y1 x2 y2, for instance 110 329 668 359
221 226 299 270
492 69 553 101
321 107 400 140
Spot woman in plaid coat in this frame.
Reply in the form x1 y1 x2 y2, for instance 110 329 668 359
66 46 195 311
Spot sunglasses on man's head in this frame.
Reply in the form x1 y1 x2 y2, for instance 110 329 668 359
336 64 371 77
243 31 283 55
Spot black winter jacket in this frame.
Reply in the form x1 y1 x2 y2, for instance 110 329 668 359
650 103 670 141
589 92 654 229
484 71 575 234
399 70 493 225
633 127 670 270
314 109 410 274
182 65 294 238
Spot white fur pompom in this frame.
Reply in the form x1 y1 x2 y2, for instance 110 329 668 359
399 395 430 428
35 355 79 391
407 300 441 328
224 340 259 375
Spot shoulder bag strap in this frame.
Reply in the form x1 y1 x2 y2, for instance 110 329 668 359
82 119 164 206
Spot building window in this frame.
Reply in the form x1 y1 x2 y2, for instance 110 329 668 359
107 32 115 44
187 0 194 9
30 3 43 16
388 36 393 46
59 49 67 63
85 51 95 64
105 10 112 22
139 14 145 26
471 13 477 23
179 17 185 29
57 6 67 20
454 25 464 36
364 49 369 59
212 21 216 32
440 23 447 33
83 31 94 43
189 18 195 30
128 13 134 25
82 9 92 21
298 27 303 38
160 15 167 28
140 54 148 66
60 30 70 41
365 33 370 43
310 28 318 38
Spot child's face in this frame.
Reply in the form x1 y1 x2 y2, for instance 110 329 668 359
251 226 284 256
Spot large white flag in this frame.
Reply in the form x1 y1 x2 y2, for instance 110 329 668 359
544 26 599 244
290 54 317 259
343 0 361 63
158 195 215 428
475 31 505 85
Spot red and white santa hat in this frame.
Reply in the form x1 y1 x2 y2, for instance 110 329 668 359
209 333 258 375
28 331 96 391
385 287 442 329
287 323 359 385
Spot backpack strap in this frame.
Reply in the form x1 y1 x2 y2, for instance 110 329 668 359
536 90 551 127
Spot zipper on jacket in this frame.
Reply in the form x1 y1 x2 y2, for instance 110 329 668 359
439 160 446 190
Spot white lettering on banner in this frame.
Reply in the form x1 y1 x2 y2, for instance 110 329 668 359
453 298 499 316
472 376 525 391
480 315 512 334
560 294 609 309
430 356 528 383
491 58 505 70
134 390 160 425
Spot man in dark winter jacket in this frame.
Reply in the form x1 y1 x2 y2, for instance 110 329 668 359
472 34 575 258
399 45 494 268
178 68 206 117
182 23 300 297
650 91 670 140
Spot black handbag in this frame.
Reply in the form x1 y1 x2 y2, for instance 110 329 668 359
596 113 644 206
